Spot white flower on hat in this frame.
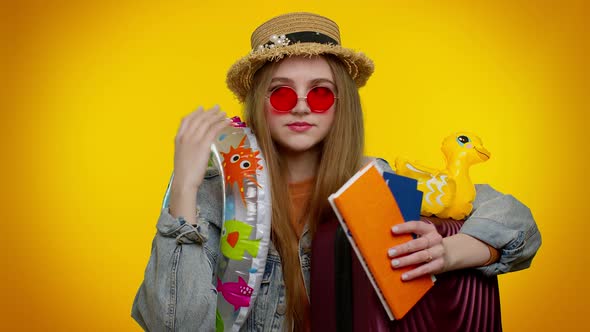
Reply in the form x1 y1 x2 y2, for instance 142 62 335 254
256 34 291 52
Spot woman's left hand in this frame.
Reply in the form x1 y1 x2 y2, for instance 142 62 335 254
387 221 446 281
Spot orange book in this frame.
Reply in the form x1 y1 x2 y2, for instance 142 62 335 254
328 161 434 320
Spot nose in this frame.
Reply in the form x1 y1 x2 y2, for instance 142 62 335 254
290 96 311 115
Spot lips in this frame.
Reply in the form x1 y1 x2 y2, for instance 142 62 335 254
287 122 314 132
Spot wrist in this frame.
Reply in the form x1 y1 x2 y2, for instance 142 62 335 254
442 233 491 272
171 176 199 195
441 237 456 273
168 180 199 225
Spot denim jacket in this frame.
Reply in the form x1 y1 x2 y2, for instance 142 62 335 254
131 158 541 331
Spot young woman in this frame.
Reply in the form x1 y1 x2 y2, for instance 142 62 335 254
131 12 541 331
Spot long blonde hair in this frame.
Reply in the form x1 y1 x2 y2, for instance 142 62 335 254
243 54 364 330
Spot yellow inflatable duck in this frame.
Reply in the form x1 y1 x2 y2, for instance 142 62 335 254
395 132 491 220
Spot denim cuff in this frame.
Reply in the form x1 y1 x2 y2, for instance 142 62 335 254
156 207 209 244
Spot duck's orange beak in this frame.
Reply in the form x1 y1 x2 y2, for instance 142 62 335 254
474 145 491 161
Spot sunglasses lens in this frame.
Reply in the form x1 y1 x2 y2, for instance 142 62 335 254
270 87 297 112
307 87 335 112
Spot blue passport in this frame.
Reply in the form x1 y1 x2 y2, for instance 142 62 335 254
383 171 423 222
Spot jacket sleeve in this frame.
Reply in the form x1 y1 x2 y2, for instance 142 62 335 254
375 158 541 276
461 184 542 276
131 171 223 332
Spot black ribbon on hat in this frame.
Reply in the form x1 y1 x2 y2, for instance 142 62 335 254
261 31 339 49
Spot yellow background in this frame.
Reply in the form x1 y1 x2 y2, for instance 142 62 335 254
3 0 588 330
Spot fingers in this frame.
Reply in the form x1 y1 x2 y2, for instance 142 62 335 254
177 106 200 138
388 221 442 258
390 243 443 268
386 220 445 281
391 220 433 236
191 107 226 140
205 116 233 142
390 245 445 281
387 235 429 257
184 105 223 139
400 254 445 281
176 105 229 144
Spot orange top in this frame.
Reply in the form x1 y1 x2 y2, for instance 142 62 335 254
288 177 314 332
288 177 315 238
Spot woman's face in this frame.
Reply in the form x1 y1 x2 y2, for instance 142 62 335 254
265 56 336 154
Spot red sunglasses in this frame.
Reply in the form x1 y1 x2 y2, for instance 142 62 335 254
267 86 337 113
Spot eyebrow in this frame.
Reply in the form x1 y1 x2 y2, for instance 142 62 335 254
270 77 335 86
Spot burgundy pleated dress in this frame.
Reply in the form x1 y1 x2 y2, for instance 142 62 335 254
311 217 502 332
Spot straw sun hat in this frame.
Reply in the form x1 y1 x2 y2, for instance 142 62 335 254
226 12 375 102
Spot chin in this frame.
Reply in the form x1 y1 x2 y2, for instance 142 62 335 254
277 139 321 154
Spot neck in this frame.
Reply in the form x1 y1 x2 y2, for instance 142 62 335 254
281 147 321 183
447 157 470 178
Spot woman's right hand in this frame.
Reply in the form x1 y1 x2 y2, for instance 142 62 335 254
172 105 231 191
